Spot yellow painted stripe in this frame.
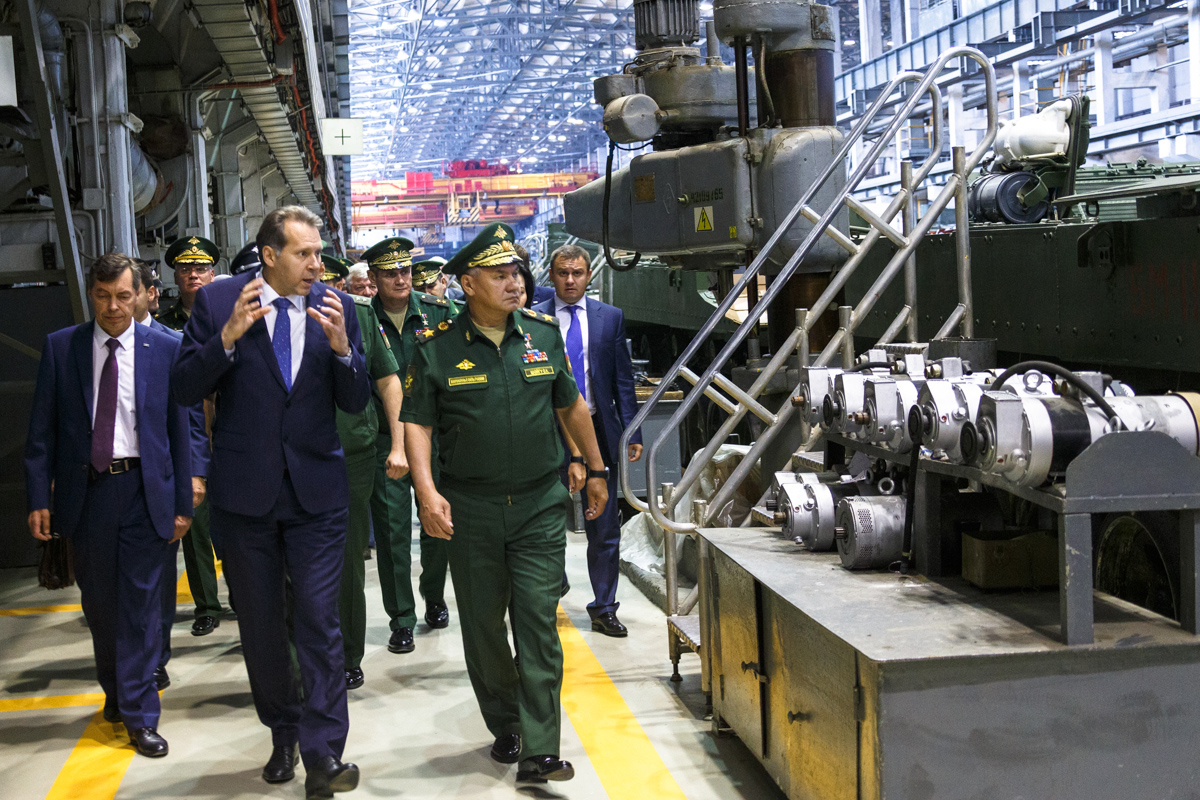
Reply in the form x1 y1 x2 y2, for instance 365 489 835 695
0 693 105 713
557 607 687 800
0 604 83 616
44 709 136 800
175 567 192 605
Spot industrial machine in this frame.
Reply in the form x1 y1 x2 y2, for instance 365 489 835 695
565 0 1200 791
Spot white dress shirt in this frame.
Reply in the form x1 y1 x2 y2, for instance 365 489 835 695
92 321 139 459
259 277 308 386
554 296 594 414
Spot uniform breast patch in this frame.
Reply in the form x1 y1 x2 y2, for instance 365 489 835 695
448 374 488 387
523 366 555 378
455 359 476 370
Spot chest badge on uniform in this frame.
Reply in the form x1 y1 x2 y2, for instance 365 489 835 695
455 359 476 370
520 332 548 364
438 321 450 331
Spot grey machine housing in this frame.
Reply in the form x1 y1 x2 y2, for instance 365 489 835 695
563 0 848 272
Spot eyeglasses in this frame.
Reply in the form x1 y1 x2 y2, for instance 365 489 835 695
175 265 214 276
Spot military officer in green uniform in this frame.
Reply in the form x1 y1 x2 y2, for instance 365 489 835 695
401 223 609 784
412 257 452 301
156 235 227 636
362 237 455 654
321 254 349 291
320 254 406 690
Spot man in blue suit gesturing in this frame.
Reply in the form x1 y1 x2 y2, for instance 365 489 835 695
172 206 370 799
534 244 642 637
25 253 193 758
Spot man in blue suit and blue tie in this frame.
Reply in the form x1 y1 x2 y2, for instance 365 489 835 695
534 244 642 637
172 206 371 799
25 253 193 758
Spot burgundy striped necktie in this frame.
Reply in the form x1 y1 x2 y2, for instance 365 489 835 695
91 337 119 473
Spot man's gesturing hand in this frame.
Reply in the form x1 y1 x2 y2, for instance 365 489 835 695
308 296 351 357
221 278 269 350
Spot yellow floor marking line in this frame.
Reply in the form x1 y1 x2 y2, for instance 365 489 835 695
43 709 137 800
0 693 105 713
175 568 192 605
0 604 83 616
557 607 688 800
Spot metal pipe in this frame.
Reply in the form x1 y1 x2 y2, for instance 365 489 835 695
796 308 811 441
877 305 911 346
59 17 104 255
662 483 677 615
705 20 721 63
953 145 974 338
627 49 995 532
734 36 750 136
901 159 918 342
839 305 854 368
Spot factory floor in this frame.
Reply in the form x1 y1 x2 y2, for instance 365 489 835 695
0 525 784 800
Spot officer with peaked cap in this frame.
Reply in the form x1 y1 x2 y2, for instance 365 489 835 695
319 258 404 690
156 236 228 638
411 257 454 304
321 254 350 292
400 223 609 784
361 236 455 654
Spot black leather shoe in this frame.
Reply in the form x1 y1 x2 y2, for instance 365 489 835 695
154 666 171 690
263 743 298 784
387 627 415 654
560 579 570 598
130 727 168 758
102 703 121 724
191 615 219 636
424 601 449 629
516 755 574 783
590 612 628 638
304 755 360 798
490 733 521 764
345 668 364 690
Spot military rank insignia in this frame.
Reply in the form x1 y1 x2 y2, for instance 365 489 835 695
438 321 450 331
521 332 548 364
404 365 416 391
455 359 475 370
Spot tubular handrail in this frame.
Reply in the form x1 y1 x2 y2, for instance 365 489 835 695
620 47 999 533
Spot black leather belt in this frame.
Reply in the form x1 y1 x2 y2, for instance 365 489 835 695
91 457 140 479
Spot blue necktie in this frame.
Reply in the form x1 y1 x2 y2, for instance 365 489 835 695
565 305 586 400
272 297 293 391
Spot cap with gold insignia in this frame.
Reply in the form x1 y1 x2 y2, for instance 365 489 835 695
338 257 355 270
164 235 219 269
412 257 447 288
441 223 522 277
321 254 349 282
361 236 415 271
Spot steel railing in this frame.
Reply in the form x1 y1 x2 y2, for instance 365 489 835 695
618 48 999 574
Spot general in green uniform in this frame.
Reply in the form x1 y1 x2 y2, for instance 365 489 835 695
323 256 403 690
362 237 455 654
156 235 226 635
400 224 610 784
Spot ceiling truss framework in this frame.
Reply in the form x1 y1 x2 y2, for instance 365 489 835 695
349 0 639 179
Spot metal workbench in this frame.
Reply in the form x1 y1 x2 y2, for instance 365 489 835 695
701 526 1200 799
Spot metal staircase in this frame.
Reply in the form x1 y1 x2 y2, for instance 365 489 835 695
618 48 1000 628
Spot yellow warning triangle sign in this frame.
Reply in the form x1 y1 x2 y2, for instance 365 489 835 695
696 208 712 232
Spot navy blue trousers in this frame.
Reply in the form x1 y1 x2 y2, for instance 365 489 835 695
158 540 179 670
558 414 622 617
73 467 172 730
212 474 349 769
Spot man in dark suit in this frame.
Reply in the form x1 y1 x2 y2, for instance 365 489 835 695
25 253 193 757
172 206 370 800
534 244 642 637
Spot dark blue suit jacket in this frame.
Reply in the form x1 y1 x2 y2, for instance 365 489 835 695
171 271 370 517
533 296 641 464
25 321 193 540
149 317 210 479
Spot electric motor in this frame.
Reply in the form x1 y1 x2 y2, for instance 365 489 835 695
777 473 861 551
863 375 920 452
835 495 907 570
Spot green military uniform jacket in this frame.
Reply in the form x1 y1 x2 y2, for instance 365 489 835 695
372 290 455 433
337 296 400 456
154 300 191 332
400 306 580 497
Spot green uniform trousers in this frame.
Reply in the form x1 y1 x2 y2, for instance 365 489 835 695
338 447 377 670
442 479 569 759
182 497 223 616
370 432 449 630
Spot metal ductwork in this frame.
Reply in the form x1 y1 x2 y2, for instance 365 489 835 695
188 0 327 216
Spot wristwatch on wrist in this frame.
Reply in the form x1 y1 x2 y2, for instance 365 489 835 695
569 456 586 465
587 467 610 480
